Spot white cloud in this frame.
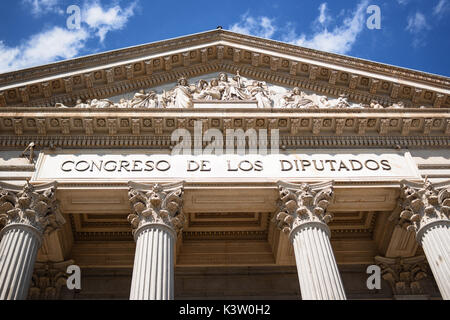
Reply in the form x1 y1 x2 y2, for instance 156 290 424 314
406 12 430 33
22 0 63 16
284 0 369 55
229 13 276 39
397 0 410 5
433 0 450 17
0 1 138 73
83 1 138 42
228 1 369 55
317 3 332 26
0 27 89 73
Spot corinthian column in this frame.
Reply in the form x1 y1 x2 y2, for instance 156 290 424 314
399 179 450 300
127 181 185 300
275 181 346 300
0 181 64 300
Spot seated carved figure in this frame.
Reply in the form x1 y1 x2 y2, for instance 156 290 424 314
218 72 251 101
130 90 158 108
281 87 316 109
334 94 351 109
193 79 222 100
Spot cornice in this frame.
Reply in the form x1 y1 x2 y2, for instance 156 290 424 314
219 31 450 89
1 135 448 150
0 30 449 110
1 29 448 88
0 30 222 86
1 109 449 141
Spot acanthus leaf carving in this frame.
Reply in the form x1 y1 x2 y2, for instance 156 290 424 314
275 181 335 236
28 260 75 300
399 179 450 236
127 182 185 237
0 181 65 236
375 255 429 296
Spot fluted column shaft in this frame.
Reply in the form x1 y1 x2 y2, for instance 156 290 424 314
127 182 185 301
399 180 450 300
130 224 175 300
0 225 41 300
0 181 63 301
291 223 346 300
276 181 346 300
418 221 450 300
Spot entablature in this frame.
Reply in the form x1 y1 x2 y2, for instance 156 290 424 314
0 108 449 142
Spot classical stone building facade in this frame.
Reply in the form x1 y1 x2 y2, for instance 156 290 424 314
0 29 449 300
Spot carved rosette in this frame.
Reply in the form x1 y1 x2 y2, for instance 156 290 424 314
0 181 65 239
275 181 334 239
127 182 185 239
399 179 450 241
375 256 429 296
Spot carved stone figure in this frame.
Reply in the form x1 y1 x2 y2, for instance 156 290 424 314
117 98 129 109
74 99 90 108
281 87 316 109
59 73 389 110
334 94 351 109
218 72 251 101
248 81 272 108
370 100 384 109
171 77 195 108
389 101 406 109
130 90 158 108
90 98 115 108
193 79 221 100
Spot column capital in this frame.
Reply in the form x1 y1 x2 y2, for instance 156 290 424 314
0 181 65 239
275 181 335 239
375 255 429 296
28 260 74 300
127 181 185 239
399 179 450 243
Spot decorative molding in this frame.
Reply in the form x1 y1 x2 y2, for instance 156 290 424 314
28 260 74 300
0 181 64 236
0 134 448 150
399 179 450 241
375 255 429 296
127 181 185 238
0 37 448 109
275 181 334 237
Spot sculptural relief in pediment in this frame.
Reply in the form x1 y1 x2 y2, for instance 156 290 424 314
58 72 407 110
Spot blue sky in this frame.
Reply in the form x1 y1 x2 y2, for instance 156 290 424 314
0 0 449 76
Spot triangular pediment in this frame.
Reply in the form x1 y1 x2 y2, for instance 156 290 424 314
75 72 376 110
0 29 449 110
